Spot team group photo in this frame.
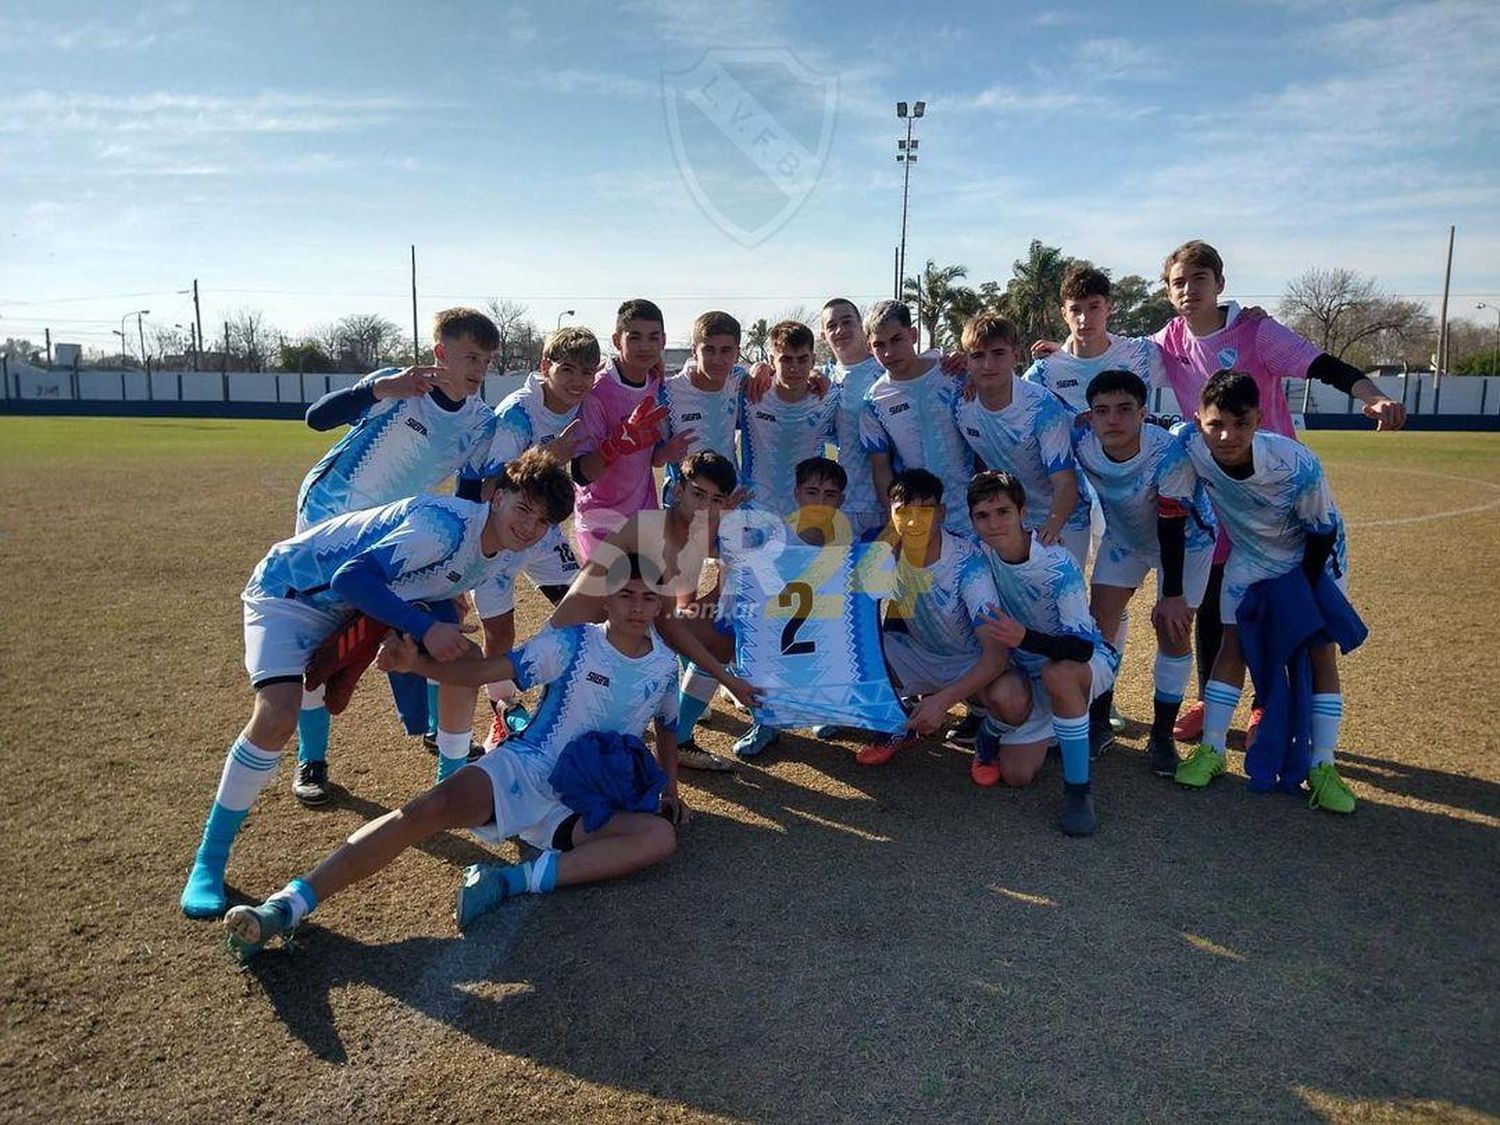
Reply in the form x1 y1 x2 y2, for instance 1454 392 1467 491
2 1 1496 1121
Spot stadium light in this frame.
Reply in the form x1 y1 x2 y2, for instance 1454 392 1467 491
895 99 928 298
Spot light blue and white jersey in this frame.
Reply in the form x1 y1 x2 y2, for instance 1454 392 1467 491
461 372 578 485
1074 422 1217 560
956 377 1091 534
503 622 679 786
296 369 497 531
1022 334 1168 416
859 363 975 535
717 529 906 735
739 383 839 516
886 531 998 659
659 364 746 494
829 355 884 515
247 494 541 621
1181 429 1345 588
979 537 1107 678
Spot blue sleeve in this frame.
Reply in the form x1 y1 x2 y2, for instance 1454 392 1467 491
329 555 438 638
306 382 378 431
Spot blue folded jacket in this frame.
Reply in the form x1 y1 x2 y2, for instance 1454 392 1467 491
548 731 668 833
1236 568 1367 793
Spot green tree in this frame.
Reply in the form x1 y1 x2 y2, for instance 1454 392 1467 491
902 260 970 351
277 339 337 373
995 240 1073 346
1110 275 1174 337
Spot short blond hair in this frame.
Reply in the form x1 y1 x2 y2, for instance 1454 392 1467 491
960 313 1019 352
543 326 600 370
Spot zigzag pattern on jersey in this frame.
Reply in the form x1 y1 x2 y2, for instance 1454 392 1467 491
507 627 585 762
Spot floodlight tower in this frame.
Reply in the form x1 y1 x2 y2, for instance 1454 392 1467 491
895 100 926 299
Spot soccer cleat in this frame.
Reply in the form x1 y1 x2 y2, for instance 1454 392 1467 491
733 724 779 759
456 862 516 930
1175 744 1227 789
944 712 983 748
484 710 509 751
291 759 330 806
970 758 1002 787
1059 782 1096 837
421 731 438 755
676 737 736 772
1088 720 1115 761
1173 700 1206 742
1306 762 1356 814
1147 732 1179 777
811 724 848 740
224 900 293 962
1109 704 1127 734
1244 707 1265 752
855 738 904 767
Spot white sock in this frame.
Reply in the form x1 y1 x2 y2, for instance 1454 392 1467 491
1311 693 1342 767
301 683 326 710
213 737 283 811
436 728 471 764
1202 680 1241 754
1153 652 1194 702
1113 610 1129 656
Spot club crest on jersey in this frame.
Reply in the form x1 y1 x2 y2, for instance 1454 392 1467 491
1216 347 1239 369
405 418 429 437
661 48 837 247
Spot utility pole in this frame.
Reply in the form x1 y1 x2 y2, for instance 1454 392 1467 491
1435 225 1455 413
193 279 204 371
410 245 420 365
45 328 52 369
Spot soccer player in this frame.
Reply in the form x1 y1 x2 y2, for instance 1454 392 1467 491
291 307 501 803
859 300 975 536
457 326 600 747
658 311 745 499
856 469 1029 769
1170 372 1357 812
1072 369 1217 775
1022 265 1171 417
740 321 840 517
1152 240 1404 743
969 472 1119 837
570 299 692 561
820 297 887 539
955 313 1091 565
221 557 686 958
179 450 576 920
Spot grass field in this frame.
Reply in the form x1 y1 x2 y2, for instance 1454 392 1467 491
1 418 1497 1124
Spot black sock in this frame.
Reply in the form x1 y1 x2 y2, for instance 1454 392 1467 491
1089 689 1114 727
1152 696 1181 738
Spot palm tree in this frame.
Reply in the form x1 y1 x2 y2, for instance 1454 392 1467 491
743 318 771 363
997 240 1074 347
902 260 969 351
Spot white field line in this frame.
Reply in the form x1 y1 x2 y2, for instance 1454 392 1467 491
1327 465 1500 529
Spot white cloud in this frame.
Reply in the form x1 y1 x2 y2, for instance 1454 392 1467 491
0 91 428 136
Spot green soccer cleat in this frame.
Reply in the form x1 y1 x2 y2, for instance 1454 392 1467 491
1307 762 1356 814
224 900 293 963
1175 743 1227 789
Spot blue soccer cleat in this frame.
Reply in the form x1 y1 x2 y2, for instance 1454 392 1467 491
733 724 780 759
224 900 293 962
455 862 518 930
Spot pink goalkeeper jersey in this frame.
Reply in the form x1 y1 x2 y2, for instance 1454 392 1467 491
574 359 663 556
1152 302 1323 439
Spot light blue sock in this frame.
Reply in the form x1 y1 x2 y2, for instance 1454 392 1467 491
266 876 320 926
296 705 330 765
1202 679 1242 753
1053 714 1091 786
676 663 717 741
180 802 249 918
425 680 440 738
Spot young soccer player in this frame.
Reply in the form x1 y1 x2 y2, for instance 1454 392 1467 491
1023 265 1171 417
1152 240 1404 743
1072 369 1217 774
955 313 1091 565
658 311 745 498
969 472 1119 837
820 298 887 539
458 327 600 747
570 299 692 561
179 450 575 920
290 308 502 802
740 321 840 517
859 300 976 537
222 557 686 958
1171 372 1358 812
855 469 1029 768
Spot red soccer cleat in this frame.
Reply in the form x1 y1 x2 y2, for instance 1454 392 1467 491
1244 707 1264 752
1173 700 1206 742
970 759 1002 787
855 739 902 767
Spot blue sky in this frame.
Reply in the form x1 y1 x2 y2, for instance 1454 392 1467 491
2 0 1497 355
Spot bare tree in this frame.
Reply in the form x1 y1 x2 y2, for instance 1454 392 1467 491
226 308 274 371
1279 268 1429 365
334 313 403 371
483 298 544 372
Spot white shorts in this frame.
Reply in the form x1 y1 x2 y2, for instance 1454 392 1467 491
242 595 344 688
1221 559 1348 625
525 525 582 590
999 648 1118 747
882 631 983 696
468 746 573 851
1092 538 1213 609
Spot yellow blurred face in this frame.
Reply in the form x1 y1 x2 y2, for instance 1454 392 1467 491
889 498 941 545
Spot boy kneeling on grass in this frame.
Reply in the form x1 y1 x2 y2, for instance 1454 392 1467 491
223 554 686 959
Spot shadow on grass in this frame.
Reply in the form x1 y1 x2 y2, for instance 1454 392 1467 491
245 731 1500 1121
